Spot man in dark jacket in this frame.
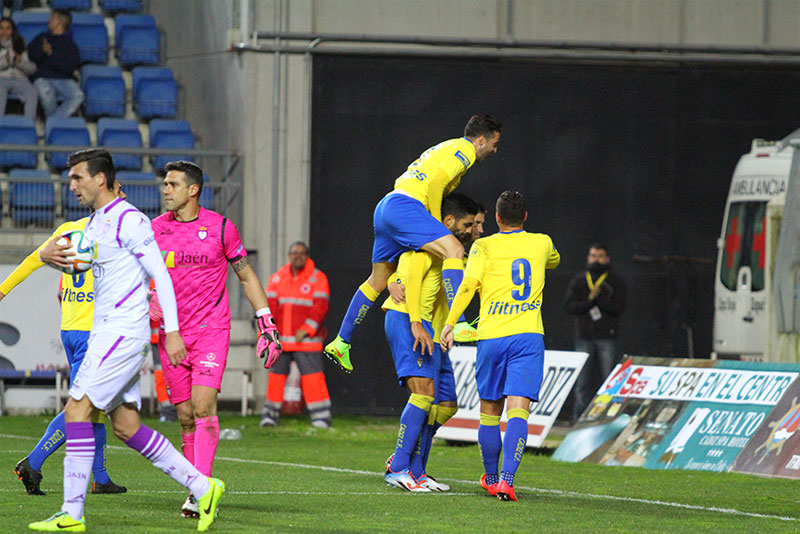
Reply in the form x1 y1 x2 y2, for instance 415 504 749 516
564 243 627 422
27 10 83 117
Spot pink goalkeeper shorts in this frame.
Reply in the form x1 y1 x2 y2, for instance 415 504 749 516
158 327 230 404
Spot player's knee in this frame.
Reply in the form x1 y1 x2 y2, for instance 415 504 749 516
408 377 435 397
192 401 217 419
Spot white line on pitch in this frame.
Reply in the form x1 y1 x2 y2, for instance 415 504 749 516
2 435 798 522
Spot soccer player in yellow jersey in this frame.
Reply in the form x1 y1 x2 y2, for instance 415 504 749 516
0 183 127 497
382 194 476 491
441 190 560 502
325 115 501 373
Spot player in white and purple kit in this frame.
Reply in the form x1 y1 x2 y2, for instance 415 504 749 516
29 149 224 533
150 160 280 518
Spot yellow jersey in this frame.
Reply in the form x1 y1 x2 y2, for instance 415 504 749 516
381 251 441 324
393 137 476 222
446 230 560 339
0 218 93 331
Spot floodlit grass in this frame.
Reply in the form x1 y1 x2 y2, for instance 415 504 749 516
1 414 799 533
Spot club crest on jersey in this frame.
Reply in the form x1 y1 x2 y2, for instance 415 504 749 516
198 226 208 240
301 283 311 294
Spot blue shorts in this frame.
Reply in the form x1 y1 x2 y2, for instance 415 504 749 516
372 193 451 263
435 347 457 403
476 333 545 402
61 329 91 383
384 310 436 384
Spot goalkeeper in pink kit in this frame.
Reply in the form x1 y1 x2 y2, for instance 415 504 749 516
150 161 281 518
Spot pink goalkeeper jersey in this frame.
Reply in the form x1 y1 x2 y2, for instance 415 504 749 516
152 207 246 333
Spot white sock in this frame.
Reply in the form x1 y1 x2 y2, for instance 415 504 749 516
62 423 95 521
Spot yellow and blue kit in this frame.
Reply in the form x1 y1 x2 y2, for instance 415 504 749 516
382 251 442 383
445 230 560 401
371 137 476 263
0 218 93 380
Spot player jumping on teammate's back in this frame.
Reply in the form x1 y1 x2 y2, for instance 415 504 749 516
325 115 501 373
382 193 478 492
441 190 560 502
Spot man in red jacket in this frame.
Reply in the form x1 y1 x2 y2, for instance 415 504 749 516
261 242 332 428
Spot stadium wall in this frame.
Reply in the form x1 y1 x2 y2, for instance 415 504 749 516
149 0 800 415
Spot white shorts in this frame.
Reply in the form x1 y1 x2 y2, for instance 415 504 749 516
70 332 149 411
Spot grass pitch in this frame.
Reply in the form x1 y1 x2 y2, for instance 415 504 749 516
1 414 799 533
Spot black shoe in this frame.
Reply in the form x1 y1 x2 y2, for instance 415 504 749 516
14 457 44 495
92 480 128 494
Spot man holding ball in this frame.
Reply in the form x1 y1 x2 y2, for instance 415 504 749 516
0 181 128 497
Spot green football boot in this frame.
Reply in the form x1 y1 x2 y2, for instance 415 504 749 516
324 335 353 372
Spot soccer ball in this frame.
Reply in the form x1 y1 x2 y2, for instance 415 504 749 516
54 230 93 275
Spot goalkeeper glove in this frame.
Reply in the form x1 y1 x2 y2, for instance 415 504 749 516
256 312 281 368
149 287 163 322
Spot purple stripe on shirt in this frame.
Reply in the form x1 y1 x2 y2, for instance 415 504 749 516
116 208 139 247
98 335 124 368
104 197 123 214
115 281 142 308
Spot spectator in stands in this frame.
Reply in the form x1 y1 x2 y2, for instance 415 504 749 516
27 10 83 117
262 241 333 429
0 16 37 119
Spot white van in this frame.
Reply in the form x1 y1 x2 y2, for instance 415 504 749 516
713 138 789 359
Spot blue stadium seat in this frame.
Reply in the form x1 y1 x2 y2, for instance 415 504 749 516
117 172 160 218
198 186 215 211
71 13 109 64
132 67 177 118
149 120 194 171
9 170 55 226
11 12 48 45
115 14 159 66
51 0 92 10
0 116 38 168
100 0 142 13
60 170 85 220
81 65 125 118
98 118 142 170
45 117 90 170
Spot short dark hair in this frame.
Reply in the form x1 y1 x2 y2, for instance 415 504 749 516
589 243 609 255
464 115 502 139
165 160 204 195
496 190 526 227
442 192 478 221
288 241 309 255
476 201 486 214
67 148 116 190
54 10 71 30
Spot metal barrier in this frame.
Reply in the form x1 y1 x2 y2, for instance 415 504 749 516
0 144 242 228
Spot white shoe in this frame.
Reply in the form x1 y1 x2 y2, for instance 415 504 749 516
181 493 199 518
311 420 330 429
259 416 277 427
384 469 430 492
417 474 451 492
